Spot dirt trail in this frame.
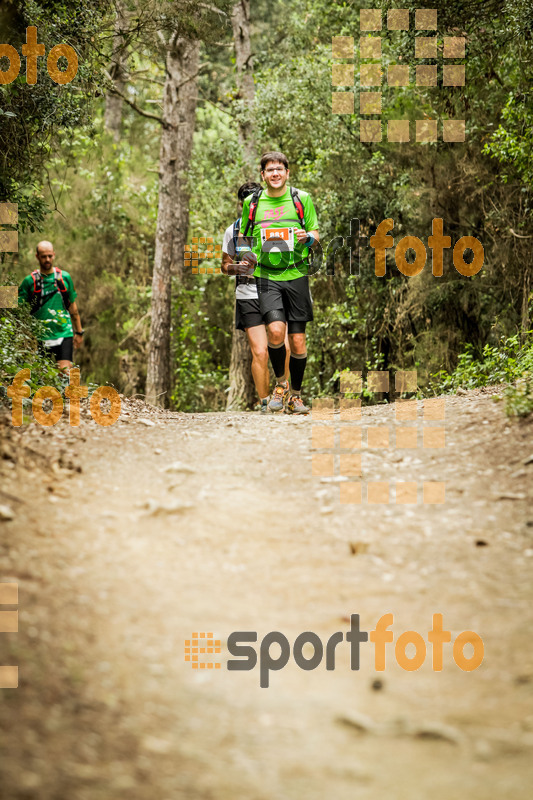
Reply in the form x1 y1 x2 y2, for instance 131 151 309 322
0 390 532 799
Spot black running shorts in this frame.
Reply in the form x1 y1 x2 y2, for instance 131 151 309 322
256 275 313 325
39 337 74 362
235 298 264 331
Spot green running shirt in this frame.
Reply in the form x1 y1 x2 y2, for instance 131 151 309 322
241 186 319 281
19 270 77 341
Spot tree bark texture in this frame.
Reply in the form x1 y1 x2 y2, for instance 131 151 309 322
226 300 255 410
521 263 531 337
104 2 128 141
227 0 257 410
231 0 255 170
146 36 200 407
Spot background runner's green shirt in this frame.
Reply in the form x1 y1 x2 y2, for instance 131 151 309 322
241 186 319 281
18 270 77 340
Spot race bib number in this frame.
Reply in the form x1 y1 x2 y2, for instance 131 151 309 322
260 227 295 252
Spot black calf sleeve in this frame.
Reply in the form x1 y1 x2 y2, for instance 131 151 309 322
289 353 307 392
268 342 287 379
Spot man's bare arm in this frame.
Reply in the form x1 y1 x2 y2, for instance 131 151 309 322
69 301 84 347
221 252 233 274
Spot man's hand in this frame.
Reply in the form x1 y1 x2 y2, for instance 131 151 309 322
73 332 83 349
225 262 256 276
295 228 319 247
221 248 257 276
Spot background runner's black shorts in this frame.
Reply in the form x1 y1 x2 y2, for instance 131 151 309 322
235 298 264 331
39 337 74 362
256 275 313 323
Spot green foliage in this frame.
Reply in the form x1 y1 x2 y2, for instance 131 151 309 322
483 92 533 188
189 104 243 234
504 373 533 418
0 306 64 397
0 0 109 220
429 334 531 390
170 280 232 411
429 333 533 417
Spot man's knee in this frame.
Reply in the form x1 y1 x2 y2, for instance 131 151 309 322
288 332 306 354
251 344 268 364
246 326 268 360
267 322 286 346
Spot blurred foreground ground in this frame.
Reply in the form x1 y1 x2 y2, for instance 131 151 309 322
0 388 532 799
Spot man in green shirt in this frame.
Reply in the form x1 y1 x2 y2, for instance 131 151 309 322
240 151 319 414
18 241 84 373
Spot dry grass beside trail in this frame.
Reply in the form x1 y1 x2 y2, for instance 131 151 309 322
0 389 532 800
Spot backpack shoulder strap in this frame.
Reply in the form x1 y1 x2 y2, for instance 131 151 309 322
29 270 42 313
242 187 263 237
54 267 67 290
290 187 305 229
54 267 71 310
232 217 241 257
30 269 42 293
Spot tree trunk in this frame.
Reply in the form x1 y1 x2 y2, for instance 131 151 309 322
521 262 531 339
226 300 255 410
146 35 199 407
104 2 128 141
227 0 257 410
231 0 255 169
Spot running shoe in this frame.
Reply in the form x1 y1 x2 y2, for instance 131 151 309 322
260 397 269 414
286 394 310 414
268 381 289 412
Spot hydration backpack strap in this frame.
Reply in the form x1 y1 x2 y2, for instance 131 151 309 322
242 187 263 237
232 217 241 254
290 187 305 229
290 187 312 266
29 270 42 314
54 267 70 310
30 269 41 293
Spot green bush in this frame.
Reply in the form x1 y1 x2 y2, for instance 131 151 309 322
504 373 533 418
0 306 64 396
429 334 531 390
170 280 232 412
429 332 533 417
